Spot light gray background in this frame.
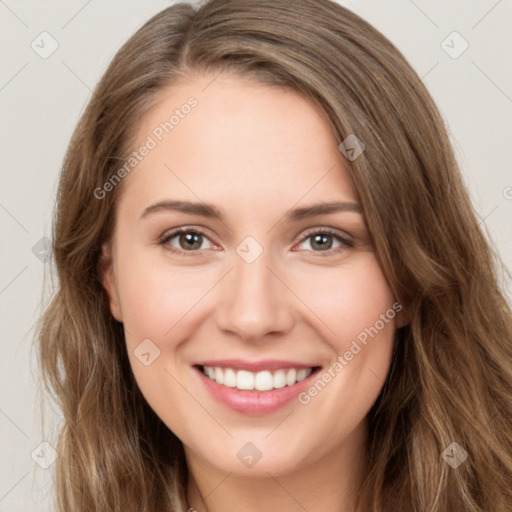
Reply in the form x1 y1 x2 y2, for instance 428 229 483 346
1 1 511 510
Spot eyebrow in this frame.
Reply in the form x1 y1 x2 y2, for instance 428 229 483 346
140 199 362 222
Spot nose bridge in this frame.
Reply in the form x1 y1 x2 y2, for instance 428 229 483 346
214 246 293 341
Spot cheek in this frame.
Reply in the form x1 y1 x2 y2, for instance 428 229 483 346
116 252 220 345
293 257 397 433
290 256 397 348
115 253 218 422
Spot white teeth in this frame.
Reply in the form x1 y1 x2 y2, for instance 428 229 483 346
223 368 237 387
285 368 297 386
255 371 273 391
273 369 287 389
297 369 309 382
237 370 255 390
202 366 313 391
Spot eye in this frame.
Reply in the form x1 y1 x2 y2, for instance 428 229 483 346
159 227 216 253
295 228 353 254
159 227 353 256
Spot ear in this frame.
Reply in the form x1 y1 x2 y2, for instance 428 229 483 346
98 242 123 322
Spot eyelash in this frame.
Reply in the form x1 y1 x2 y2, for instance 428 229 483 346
158 226 354 257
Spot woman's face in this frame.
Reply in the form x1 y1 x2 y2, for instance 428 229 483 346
102 74 402 477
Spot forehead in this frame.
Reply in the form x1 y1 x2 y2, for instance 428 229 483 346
119 74 357 218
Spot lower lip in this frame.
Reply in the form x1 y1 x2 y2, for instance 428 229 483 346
195 366 318 415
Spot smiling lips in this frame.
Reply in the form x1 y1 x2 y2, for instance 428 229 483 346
194 359 320 414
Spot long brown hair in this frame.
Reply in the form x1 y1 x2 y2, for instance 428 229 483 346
37 1 512 510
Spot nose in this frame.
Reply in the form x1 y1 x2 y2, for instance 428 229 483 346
214 251 295 342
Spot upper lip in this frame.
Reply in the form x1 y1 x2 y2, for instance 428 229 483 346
194 359 318 372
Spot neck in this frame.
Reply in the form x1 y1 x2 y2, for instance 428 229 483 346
185 420 368 512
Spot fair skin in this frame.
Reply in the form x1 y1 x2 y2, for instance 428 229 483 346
101 73 404 512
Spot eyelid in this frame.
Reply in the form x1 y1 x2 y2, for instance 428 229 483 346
299 225 353 238
293 226 353 247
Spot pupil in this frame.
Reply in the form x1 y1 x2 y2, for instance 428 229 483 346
312 234 332 251
180 232 202 250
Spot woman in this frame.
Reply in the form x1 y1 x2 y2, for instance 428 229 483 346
37 0 512 511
